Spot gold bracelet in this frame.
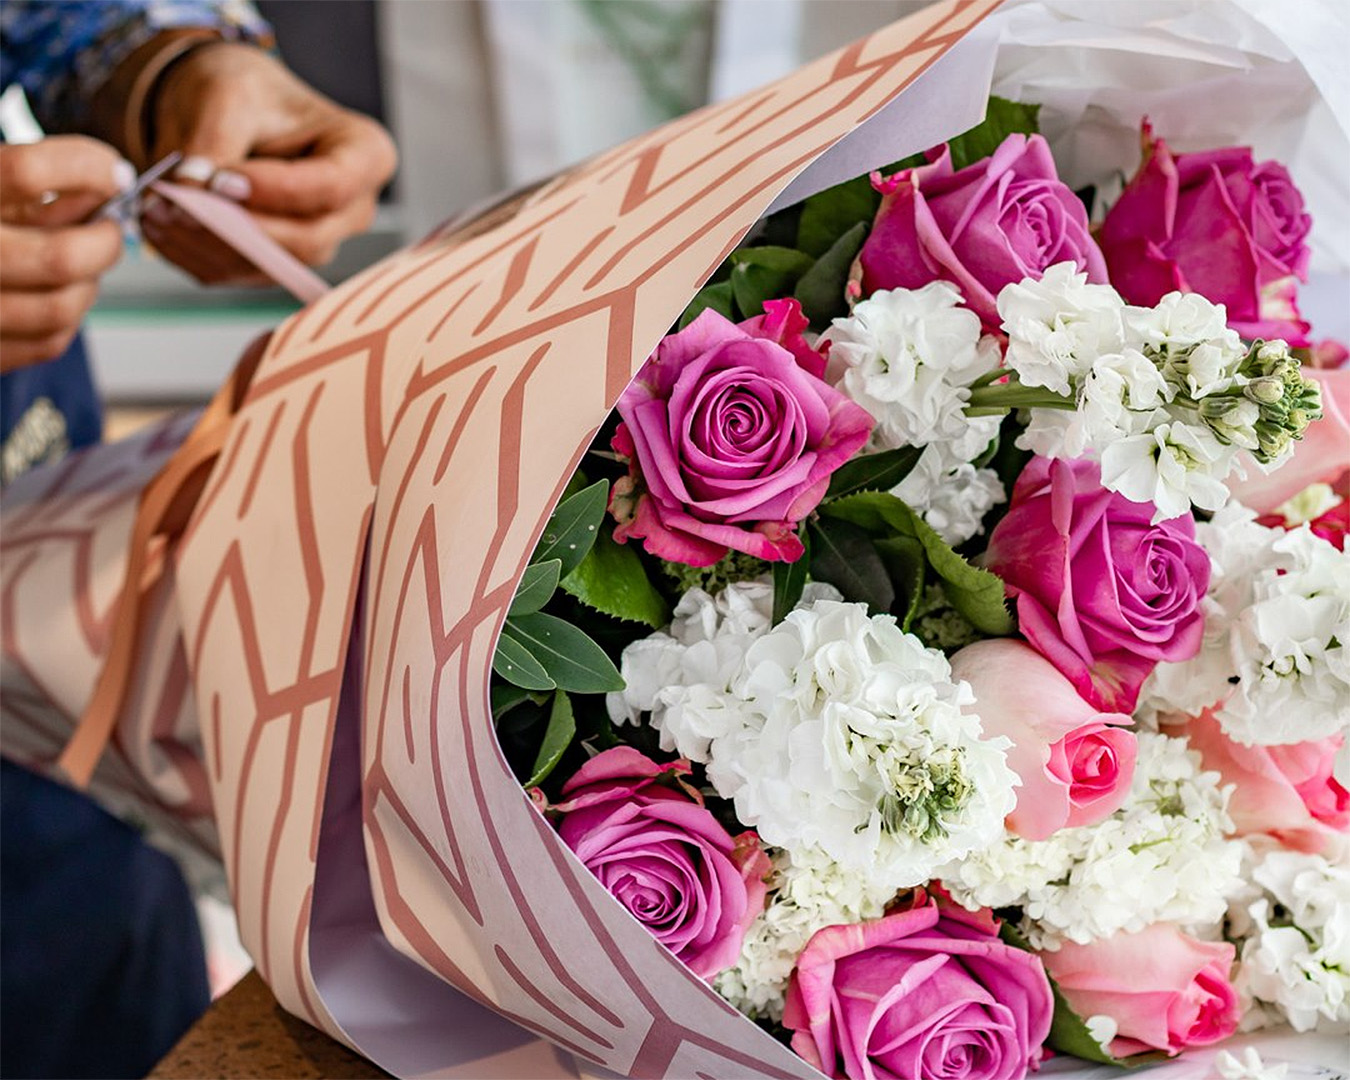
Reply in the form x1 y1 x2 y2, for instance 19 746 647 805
121 29 222 167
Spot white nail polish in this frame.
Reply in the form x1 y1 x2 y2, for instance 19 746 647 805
176 155 215 184
209 169 251 201
113 158 137 192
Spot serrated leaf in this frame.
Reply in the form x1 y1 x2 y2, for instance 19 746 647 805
793 221 867 328
825 445 924 500
509 559 561 615
946 96 1041 171
796 174 882 258
728 246 814 318
505 612 624 693
874 535 925 630
534 480 608 577
807 517 894 613
821 492 1014 635
493 623 556 691
772 529 810 624
680 280 736 328
560 523 670 628
525 692 577 787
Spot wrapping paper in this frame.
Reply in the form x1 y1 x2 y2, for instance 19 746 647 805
3 2 1347 1077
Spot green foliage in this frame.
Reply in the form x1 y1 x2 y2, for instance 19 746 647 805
679 280 735 328
493 624 556 690
945 97 1041 170
561 522 670 628
826 445 924 500
508 559 562 616
533 480 608 577
771 529 810 625
793 221 867 329
873 534 926 630
807 516 895 613
502 612 624 693
525 691 577 788
728 246 815 318
796 174 883 258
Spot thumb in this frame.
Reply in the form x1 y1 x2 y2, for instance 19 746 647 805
0 136 134 205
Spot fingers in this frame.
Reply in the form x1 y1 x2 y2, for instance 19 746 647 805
140 202 266 285
236 115 396 217
0 220 123 289
248 195 378 267
0 280 99 372
0 137 133 205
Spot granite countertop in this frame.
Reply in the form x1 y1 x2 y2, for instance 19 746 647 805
151 970 390 1079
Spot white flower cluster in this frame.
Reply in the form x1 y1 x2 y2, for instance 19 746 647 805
825 283 1004 543
611 584 1019 891
941 732 1243 948
714 846 895 1020
1141 504 1350 745
1000 264 1319 521
1229 845 1350 1034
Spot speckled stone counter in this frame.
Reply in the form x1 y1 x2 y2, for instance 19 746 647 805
150 970 390 1079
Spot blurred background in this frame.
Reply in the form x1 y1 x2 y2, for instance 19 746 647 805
0 0 928 431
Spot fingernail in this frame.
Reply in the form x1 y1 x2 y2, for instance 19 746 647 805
209 169 251 201
113 158 137 192
176 155 215 184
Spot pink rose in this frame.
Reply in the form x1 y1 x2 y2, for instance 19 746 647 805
783 897 1053 1080
950 640 1136 840
553 747 769 979
1181 710 1350 855
984 457 1210 713
1100 123 1313 345
859 133 1107 328
1040 924 1241 1058
610 300 872 567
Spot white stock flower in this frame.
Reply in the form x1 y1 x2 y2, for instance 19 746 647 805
942 732 1242 948
892 452 1006 546
827 282 1001 453
1215 1048 1289 1080
1099 419 1235 522
1126 291 1246 400
998 262 1128 395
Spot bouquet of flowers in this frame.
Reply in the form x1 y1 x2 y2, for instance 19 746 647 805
490 98 1349 1078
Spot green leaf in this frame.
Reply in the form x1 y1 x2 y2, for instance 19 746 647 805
493 623 556 691
772 529 810 625
680 280 736 328
504 612 624 693
793 221 867 329
807 517 894 612
525 692 577 787
560 522 670 628
945 96 1041 171
821 492 1014 635
509 559 562 616
490 683 543 720
825 445 924 500
796 175 882 258
874 535 926 630
533 480 608 577
728 246 814 318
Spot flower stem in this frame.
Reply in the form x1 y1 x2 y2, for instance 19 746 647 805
965 383 1076 413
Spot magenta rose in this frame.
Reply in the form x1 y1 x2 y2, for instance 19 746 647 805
950 640 1136 840
610 299 872 567
784 897 1053 1080
553 747 769 979
1182 710 1350 856
984 456 1210 713
1100 123 1313 345
1041 924 1241 1058
859 133 1107 328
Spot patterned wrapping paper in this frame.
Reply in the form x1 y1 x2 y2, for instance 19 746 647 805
0 2 1003 1075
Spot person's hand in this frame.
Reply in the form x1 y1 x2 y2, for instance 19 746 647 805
140 42 396 284
0 138 131 372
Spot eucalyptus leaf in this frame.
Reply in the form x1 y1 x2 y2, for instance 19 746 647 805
505 612 624 693
807 517 894 613
680 280 736 328
793 221 867 328
728 246 814 318
533 480 608 577
525 691 577 788
493 623 556 691
771 529 810 625
825 445 923 500
508 559 562 616
561 523 670 628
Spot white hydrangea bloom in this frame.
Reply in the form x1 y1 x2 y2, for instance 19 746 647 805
998 262 1128 395
714 846 895 1020
1140 505 1350 745
1231 846 1350 1034
826 282 1001 453
892 450 1006 546
707 600 1018 888
942 732 1243 948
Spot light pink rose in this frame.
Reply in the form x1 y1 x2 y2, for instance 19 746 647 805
1040 923 1240 1058
984 457 1210 712
950 640 1136 840
1180 710 1350 855
783 895 1053 1080
553 747 769 979
610 300 872 567
859 133 1107 328
1099 123 1313 345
